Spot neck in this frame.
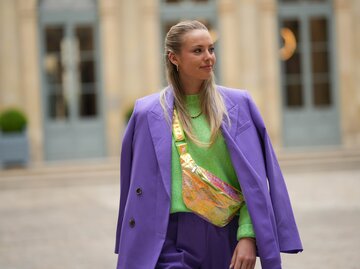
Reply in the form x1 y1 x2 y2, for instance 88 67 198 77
183 88 201 95
179 77 203 95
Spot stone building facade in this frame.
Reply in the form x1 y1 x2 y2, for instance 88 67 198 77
0 0 359 163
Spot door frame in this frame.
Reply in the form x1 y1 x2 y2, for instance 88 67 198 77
38 0 106 160
278 0 340 148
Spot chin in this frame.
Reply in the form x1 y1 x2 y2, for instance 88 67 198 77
201 74 212 80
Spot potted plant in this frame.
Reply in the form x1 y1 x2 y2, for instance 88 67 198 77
125 106 134 123
0 108 29 168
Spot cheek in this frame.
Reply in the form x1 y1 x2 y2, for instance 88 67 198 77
212 54 216 63
182 55 195 64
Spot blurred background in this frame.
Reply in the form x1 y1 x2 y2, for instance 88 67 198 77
0 0 359 268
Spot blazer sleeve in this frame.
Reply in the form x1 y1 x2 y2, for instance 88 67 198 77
245 92 303 253
114 101 138 254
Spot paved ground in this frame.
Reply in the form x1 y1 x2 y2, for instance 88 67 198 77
0 162 359 269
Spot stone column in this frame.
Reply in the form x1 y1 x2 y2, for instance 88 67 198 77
0 0 21 107
17 0 44 162
140 0 161 94
236 0 261 100
334 0 359 147
353 0 360 146
99 0 123 157
119 0 143 101
219 0 281 147
258 0 282 147
218 0 241 87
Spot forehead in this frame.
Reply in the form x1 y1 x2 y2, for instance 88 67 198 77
181 29 213 47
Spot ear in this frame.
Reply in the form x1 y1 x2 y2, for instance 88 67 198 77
168 51 179 66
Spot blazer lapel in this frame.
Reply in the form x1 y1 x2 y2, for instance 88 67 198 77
147 88 174 199
146 87 244 199
220 89 238 139
220 88 264 197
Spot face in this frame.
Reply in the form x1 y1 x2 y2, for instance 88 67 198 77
170 29 216 89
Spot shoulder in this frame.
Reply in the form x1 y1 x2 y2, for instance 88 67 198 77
216 85 252 107
129 88 172 125
124 92 161 130
217 85 250 101
133 92 161 114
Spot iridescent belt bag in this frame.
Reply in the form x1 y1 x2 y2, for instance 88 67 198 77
172 109 244 227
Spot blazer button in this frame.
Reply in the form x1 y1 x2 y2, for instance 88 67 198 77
129 218 136 228
136 188 142 195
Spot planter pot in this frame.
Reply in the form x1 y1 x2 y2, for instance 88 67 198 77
0 130 29 168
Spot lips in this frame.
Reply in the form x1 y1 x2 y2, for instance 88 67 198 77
200 65 213 70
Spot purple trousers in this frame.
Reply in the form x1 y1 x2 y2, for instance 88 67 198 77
155 212 238 269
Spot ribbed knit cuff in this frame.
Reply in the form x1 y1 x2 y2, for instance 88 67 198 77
237 224 256 240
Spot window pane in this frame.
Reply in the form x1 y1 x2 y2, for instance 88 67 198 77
285 52 301 74
312 50 329 73
311 18 328 43
78 61 97 117
44 27 64 84
310 17 331 106
44 53 63 84
79 91 97 117
44 26 68 119
310 17 329 74
45 26 64 53
283 19 300 43
281 19 303 108
286 83 303 107
313 82 331 106
281 20 301 73
75 25 97 117
48 88 69 120
79 60 95 83
75 26 94 51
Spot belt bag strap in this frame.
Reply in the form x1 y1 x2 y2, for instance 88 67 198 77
172 109 244 227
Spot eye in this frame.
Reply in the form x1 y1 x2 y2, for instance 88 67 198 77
194 48 202 53
209 47 215 54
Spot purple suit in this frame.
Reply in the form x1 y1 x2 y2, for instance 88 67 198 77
115 86 303 269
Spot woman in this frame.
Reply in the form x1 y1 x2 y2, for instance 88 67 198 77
115 20 302 269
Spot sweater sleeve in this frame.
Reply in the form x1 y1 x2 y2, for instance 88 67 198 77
237 203 256 240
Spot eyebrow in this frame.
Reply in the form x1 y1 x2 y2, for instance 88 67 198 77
191 43 215 48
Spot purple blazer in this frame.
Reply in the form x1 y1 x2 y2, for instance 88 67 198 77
115 86 303 269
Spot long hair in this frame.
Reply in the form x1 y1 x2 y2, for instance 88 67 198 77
160 20 228 146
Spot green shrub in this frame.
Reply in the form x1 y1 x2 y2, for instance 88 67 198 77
125 106 134 123
0 109 27 133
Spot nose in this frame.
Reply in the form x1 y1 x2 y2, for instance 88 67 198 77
204 50 212 59
204 50 214 63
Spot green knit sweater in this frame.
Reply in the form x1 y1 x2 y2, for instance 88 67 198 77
170 94 255 240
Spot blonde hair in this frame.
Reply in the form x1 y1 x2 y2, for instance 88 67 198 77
160 20 228 146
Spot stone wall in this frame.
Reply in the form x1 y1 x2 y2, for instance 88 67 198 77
0 0 359 164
